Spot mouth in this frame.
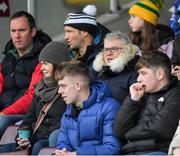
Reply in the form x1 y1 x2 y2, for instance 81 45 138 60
62 96 67 101
66 41 71 47
15 41 22 44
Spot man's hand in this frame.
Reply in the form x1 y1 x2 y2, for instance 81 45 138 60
53 148 76 156
17 138 31 148
172 65 180 80
130 83 145 101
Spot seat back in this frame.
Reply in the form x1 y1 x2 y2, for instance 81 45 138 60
0 125 19 145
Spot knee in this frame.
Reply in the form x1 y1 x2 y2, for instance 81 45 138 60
0 116 10 128
49 129 59 147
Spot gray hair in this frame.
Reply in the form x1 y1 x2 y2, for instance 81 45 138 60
104 31 131 44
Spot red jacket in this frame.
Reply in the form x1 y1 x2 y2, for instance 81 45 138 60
2 63 43 115
0 64 3 95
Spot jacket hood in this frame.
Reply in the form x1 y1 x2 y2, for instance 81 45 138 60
66 81 111 116
93 22 111 46
4 30 51 56
93 44 139 73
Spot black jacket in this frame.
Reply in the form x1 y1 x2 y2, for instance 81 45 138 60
114 77 180 154
0 31 51 110
93 56 139 103
157 24 174 46
171 36 180 65
20 92 66 145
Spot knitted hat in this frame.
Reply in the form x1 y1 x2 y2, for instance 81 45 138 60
39 41 70 65
129 0 164 25
64 5 98 36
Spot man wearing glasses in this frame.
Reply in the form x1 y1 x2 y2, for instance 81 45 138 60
92 31 140 103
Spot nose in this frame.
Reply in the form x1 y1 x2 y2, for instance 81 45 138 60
64 33 69 41
40 63 45 72
137 75 142 83
58 87 63 95
128 17 132 25
128 19 131 25
14 31 20 38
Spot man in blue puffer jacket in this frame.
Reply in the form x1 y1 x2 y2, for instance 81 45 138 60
53 61 121 155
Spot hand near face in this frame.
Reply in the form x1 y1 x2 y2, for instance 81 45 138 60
130 83 145 101
172 65 180 80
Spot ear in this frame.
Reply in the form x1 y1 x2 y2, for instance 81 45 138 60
156 68 164 80
80 31 88 37
31 27 37 37
75 81 81 91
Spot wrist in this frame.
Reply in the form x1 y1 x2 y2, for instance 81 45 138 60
130 95 141 101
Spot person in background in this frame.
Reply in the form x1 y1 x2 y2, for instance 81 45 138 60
169 0 180 36
114 51 180 155
64 4 110 72
53 61 121 155
0 41 69 155
0 11 51 138
168 120 180 155
92 31 139 103
170 1 180 82
128 0 174 58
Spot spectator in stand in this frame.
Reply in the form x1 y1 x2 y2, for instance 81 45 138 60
53 61 121 155
92 31 139 103
170 1 180 82
128 0 174 58
0 11 51 138
64 5 110 72
114 51 180 155
0 41 69 155
169 0 180 36
169 120 180 155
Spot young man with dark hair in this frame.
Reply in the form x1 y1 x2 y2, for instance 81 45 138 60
53 61 121 155
114 51 180 155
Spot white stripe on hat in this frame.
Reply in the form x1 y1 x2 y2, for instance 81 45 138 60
64 13 97 26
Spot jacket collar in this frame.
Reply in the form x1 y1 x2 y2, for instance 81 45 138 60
93 44 139 73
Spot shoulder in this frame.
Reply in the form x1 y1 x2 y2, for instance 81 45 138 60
101 97 120 112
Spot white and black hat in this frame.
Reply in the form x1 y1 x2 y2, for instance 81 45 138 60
64 5 98 37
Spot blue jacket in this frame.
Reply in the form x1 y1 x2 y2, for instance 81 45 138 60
57 81 121 155
169 0 180 36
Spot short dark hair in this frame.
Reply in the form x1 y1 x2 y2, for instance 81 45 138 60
55 61 90 85
10 10 36 30
136 51 171 79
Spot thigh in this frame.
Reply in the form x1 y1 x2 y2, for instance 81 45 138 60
48 129 60 147
0 115 24 128
31 139 49 155
0 143 17 153
0 115 24 138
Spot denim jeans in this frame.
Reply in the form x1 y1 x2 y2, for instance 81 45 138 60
31 139 49 155
0 115 24 138
48 129 59 147
0 139 48 155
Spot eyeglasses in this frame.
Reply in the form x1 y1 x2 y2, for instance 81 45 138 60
103 46 123 53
